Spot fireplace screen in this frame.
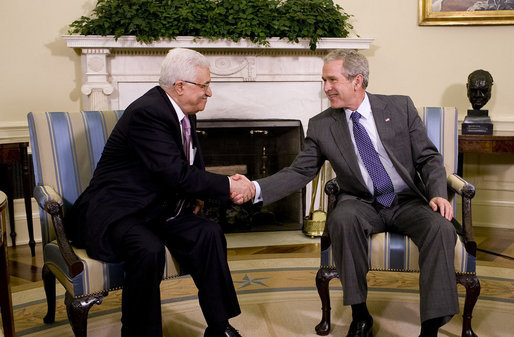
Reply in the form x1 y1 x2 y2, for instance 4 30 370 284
196 119 305 233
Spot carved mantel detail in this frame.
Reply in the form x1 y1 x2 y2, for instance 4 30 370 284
210 56 256 81
81 48 114 110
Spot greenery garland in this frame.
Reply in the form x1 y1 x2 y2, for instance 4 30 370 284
68 0 354 50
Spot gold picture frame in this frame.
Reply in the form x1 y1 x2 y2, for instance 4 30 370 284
419 0 514 25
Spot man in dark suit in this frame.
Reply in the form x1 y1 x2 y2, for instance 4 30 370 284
65 48 253 337
251 50 458 337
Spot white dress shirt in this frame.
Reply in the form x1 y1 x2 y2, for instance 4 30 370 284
346 93 408 195
166 93 195 165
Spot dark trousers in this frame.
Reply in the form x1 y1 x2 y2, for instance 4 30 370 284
326 195 459 324
109 213 241 337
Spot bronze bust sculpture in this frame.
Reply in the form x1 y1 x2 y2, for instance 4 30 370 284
467 69 493 110
462 69 494 135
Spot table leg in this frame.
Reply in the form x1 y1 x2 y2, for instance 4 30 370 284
0 242 15 337
20 144 35 257
6 164 16 247
458 152 464 177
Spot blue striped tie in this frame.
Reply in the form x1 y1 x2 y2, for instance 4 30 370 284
351 111 396 207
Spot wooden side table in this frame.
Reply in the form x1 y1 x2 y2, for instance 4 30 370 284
0 142 35 256
458 133 514 176
0 190 15 337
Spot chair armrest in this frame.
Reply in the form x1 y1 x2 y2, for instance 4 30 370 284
447 174 477 256
321 179 340 249
33 185 63 210
324 178 340 214
447 174 476 199
33 186 83 277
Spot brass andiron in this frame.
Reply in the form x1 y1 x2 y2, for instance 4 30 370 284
303 163 327 238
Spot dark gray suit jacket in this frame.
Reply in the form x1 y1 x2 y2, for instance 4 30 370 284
257 93 447 207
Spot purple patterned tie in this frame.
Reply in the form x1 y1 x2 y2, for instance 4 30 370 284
351 111 395 207
181 115 191 163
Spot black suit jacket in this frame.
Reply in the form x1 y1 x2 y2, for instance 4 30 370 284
66 86 229 261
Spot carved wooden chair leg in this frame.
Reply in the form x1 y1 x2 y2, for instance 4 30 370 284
42 264 56 324
457 273 481 337
315 267 340 336
65 291 105 337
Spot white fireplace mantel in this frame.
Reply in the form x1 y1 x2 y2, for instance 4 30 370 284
63 35 374 119
64 35 374 50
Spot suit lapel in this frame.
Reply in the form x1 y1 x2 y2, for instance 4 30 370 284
328 109 368 189
368 94 422 196
369 93 394 150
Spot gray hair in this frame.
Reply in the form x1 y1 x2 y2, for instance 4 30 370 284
324 50 369 88
159 48 210 89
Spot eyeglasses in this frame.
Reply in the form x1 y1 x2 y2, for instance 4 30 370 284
182 80 211 92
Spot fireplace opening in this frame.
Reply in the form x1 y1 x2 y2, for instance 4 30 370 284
196 119 305 233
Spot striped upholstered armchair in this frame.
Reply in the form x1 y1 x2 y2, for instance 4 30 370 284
27 111 184 337
315 107 479 337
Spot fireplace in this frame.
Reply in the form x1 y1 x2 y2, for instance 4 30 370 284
63 35 373 232
197 119 304 233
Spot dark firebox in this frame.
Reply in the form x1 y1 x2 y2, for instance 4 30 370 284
196 119 305 233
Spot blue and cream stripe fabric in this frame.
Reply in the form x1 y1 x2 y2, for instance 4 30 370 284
420 107 458 176
28 111 123 245
28 111 183 297
321 107 476 274
322 232 475 273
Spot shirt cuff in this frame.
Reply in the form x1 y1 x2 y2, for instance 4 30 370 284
252 181 263 204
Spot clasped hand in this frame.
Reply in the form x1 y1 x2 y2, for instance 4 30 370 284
229 174 256 204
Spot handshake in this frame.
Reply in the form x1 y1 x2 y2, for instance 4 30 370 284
229 174 256 205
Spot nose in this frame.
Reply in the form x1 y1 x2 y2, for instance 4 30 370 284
323 81 331 92
206 86 213 97
472 89 484 97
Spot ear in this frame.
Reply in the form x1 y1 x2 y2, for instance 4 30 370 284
174 81 185 95
353 74 364 89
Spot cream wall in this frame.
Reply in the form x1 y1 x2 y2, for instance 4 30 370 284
0 0 96 125
0 0 512 245
339 0 514 127
1 1 513 125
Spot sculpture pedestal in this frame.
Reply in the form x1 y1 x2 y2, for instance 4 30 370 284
462 109 493 135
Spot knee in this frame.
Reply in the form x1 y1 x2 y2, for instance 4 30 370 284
202 220 225 244
435 218 456 240
137 243 166 270
327 201 366 238
424 217 457 249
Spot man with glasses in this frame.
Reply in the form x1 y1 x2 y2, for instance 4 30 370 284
65 48 252 337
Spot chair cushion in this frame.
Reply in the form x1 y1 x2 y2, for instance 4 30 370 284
44 241 183 297
321 232 476 274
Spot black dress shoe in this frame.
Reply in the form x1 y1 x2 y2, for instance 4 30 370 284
204 324 242 337
346 316 373 337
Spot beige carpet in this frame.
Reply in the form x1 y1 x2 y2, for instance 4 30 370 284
8 258 514 337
